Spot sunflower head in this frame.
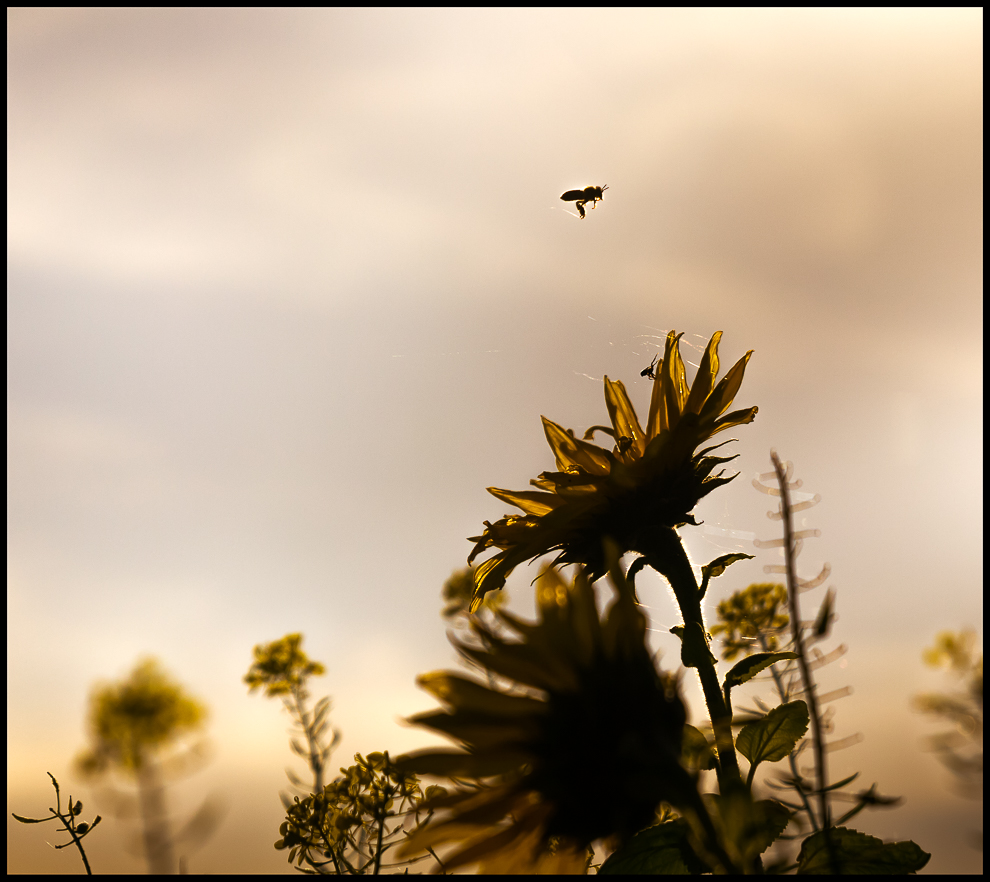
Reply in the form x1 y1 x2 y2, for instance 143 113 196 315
468 330 757 610
395 558 699 873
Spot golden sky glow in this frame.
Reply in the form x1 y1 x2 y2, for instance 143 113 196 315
8 8 981 873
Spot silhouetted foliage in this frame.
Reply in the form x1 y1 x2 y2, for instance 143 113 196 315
13 773 102 875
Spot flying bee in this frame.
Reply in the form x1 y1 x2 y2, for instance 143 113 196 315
640 353 658 380
560 184 608 219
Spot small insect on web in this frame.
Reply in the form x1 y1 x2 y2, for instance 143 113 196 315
641 354 658 380
560 185 608 219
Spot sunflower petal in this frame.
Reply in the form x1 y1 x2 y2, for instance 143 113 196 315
695 453 739 481
406 708 542 749
603 377 646 455
474 807 557 873
471 551 528 608
696 472 739 500
698 350 754 425
582 424 615 442
566 567 603 666
541 418 612 475
488 486 562 517
531 470 605 496
684 331 722 415
646 355 668 438
417 672 546 717
455 640 569 693
433 787 533 830
435 816 537 874
409 781 510 814
468 515 539 561
710 406 759 435
399 814 504 857
646 331 686 438
395 747 533 779
663 332 689 422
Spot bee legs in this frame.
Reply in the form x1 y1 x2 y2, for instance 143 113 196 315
576 201 587 219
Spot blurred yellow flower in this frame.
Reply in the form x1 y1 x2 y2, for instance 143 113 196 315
244 633 325 698
76 657 206 775
396 562 699 874
710 582 790 662
468 331 757 609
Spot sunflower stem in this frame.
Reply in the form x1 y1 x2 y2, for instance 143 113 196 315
641 529 742 790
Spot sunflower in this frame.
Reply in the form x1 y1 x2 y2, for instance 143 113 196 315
395 561 705 873
467 331 757 611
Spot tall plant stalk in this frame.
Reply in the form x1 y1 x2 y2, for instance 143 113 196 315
770 451 837 872
772 451 830 829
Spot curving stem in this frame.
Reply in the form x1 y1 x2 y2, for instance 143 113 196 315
640 527 742 790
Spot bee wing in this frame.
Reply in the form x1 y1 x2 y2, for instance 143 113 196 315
560 189 585 202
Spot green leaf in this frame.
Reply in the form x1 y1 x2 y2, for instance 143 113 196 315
796 826 931 874
751 800 792 855
699 553 754 599
682 724 717 771
598 818 708 874
724 652 798 690
707 793 792 859
670 622 717 669
737 700 809 770
701 553 754 579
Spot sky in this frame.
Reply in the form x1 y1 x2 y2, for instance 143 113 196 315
7 7 982 874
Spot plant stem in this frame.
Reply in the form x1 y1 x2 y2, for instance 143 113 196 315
373 797 388 875
62 819 94 875
49 775 94 875
291 686 324 793
683 788 742 874
759 635 819 831
642 527 741 789
771 451 836 872
137 754 177 874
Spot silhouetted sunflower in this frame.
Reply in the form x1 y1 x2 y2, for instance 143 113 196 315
395 562 701 873
468 330 757 610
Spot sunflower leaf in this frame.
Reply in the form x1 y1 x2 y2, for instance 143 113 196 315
682 724 717 771
699 553 754 599
723 652 798 690
736 700 809 773
598 818 707 874
670 622 717 669
707 793 792 859
796 826 930 874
